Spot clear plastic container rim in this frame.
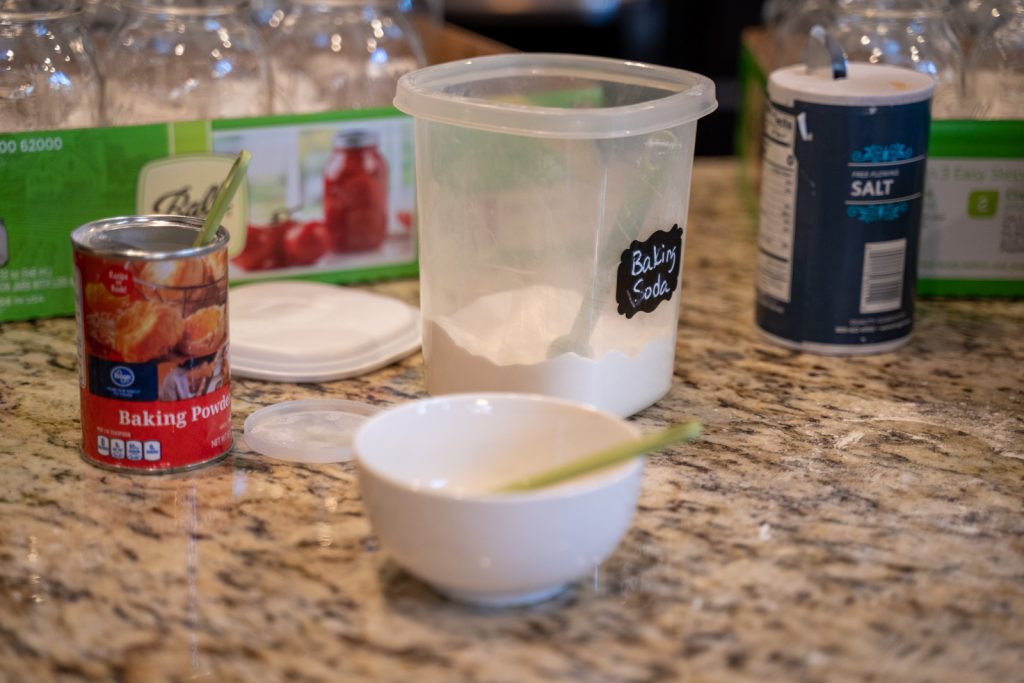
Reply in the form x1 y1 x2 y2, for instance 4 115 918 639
394 53 718 140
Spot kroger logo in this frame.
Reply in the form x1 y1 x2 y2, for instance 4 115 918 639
110 366 135 387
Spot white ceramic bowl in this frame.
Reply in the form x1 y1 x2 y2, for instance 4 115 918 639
354 393 643 607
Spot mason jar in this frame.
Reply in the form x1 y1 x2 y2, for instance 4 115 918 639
323 129 389 253
103 0 272 124
966 0 1024 118
0 0 101 131
81 0 123 53
265 0 426 114
773 0 839 68
835 0 965 117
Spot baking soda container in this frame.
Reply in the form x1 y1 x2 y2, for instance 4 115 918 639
395 54 716 417
72 216 232 474
755 58 934 355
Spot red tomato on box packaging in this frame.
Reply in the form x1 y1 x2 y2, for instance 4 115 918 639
283 220 330 266
232 221 290 271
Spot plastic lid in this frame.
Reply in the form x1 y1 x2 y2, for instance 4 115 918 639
229 281 420 383
768 63 936 107
394 53 717 140
243 399 378 463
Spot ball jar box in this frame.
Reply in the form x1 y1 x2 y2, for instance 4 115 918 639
0 23 508 324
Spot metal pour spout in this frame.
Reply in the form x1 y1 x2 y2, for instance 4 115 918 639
806 24 849 79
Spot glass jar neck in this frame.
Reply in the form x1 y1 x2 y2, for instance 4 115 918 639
125 0 247 16
290 1 396 6
0 0 82 21
839 0 945 18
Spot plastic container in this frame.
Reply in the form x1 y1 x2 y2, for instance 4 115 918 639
394 53 716 417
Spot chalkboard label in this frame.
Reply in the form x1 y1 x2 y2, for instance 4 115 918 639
615 224 683 319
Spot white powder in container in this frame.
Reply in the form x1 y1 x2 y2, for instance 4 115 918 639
423 285 677 417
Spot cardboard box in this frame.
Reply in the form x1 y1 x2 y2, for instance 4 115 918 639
0 23 510 324
737 26 1024 299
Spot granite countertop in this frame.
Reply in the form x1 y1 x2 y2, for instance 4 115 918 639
1 158 1022 682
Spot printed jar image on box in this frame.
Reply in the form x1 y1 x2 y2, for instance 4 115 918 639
72 216 232 474
755 63 934 354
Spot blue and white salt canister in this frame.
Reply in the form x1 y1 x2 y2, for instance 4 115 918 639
755 55 935 354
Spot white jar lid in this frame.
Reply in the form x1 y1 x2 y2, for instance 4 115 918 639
768 63 936 107
228 281 421 383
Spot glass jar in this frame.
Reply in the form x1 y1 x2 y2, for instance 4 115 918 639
950 0 1007 53
966 0 1024 118
249 0 282 41
265 0 426 114
397 0 441 23
323 129 388 253
762 0 787 29
81 0 123 53
103 0 271 125
835 0 964 117
774 0 839 68
0 0 101 131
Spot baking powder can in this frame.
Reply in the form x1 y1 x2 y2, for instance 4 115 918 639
72 215 232 473
755 63 935 354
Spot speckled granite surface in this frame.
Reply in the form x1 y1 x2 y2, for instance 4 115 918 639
1 158 1022 683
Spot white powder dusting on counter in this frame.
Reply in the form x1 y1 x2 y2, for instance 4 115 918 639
423 285 678 417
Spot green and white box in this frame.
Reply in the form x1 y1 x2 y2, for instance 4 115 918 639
918 119 1024 298
0 109 417 324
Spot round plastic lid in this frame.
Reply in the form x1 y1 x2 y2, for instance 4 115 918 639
768 63 935 107
243 399 379 463
229 281 421 383
394 53 717 140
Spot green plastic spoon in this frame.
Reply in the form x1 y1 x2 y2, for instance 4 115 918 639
493 419 703 493
193 149 252 247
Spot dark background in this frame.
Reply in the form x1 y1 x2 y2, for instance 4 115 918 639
445 0 767 156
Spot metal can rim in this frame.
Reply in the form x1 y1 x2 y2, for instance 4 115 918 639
71 215 230 261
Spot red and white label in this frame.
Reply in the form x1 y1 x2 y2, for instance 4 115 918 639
75 246 231 472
